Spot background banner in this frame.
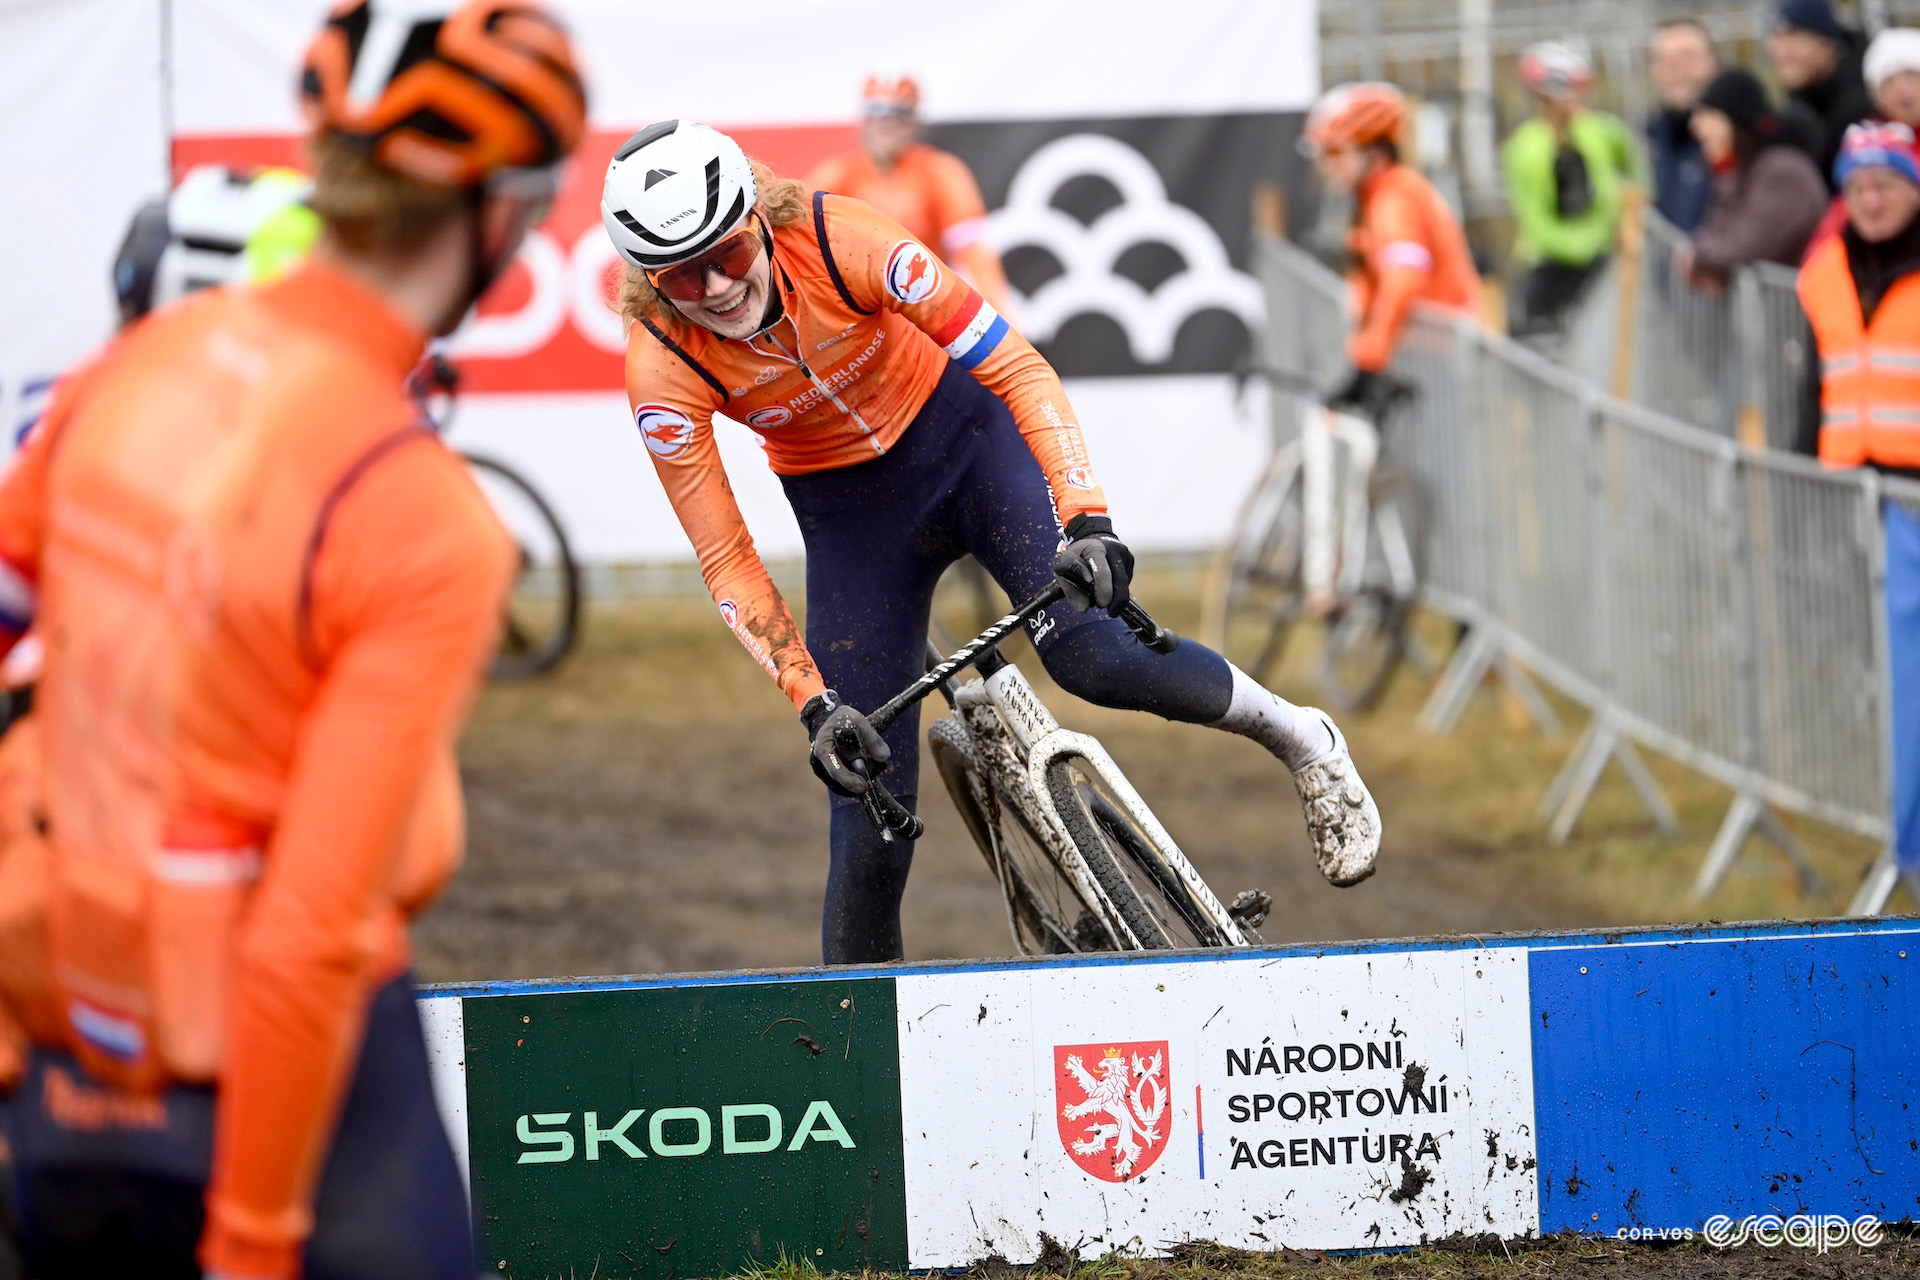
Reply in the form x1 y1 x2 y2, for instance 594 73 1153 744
1 0 1319 561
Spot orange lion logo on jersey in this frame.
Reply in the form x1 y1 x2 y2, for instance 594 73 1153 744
885 240 941 304
634 403 696 459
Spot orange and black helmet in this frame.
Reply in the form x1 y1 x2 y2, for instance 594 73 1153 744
1301 82 1406 157
301 0 588 189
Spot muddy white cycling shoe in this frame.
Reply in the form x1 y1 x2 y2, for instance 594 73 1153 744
1209 666 1382 886
1288 711 1381 887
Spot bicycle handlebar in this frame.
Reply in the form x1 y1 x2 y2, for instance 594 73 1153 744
849 583 1182 841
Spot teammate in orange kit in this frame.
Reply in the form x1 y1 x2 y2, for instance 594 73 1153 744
0 3 584 1277
1303 83 1480 417
808 75 1015 315
603 122 1382 965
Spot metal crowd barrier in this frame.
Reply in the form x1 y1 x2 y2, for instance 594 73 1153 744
1255 231 1911 914
1573 208 1816 450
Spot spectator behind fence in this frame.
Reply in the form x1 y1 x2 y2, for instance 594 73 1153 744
1502 40 1643 335
1769 0 1875 189
1675 68 1827 293
1647 18 1721 233
1795 120 1920 880
1803 29 1920 256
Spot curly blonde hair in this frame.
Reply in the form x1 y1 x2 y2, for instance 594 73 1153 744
615 160 809 329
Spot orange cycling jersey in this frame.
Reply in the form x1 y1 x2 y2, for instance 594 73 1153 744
808 142 1013 313
0 261 512 1278
625 193 1103 711
1346 163 1481 372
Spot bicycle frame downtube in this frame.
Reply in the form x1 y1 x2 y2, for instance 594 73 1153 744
869 583 1065 732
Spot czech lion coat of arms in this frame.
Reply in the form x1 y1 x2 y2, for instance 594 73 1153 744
1053 1041 1170 1181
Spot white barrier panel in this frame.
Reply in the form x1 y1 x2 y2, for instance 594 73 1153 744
896 949 1538 1260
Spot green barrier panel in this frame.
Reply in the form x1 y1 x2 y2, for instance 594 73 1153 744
462 976 907 1278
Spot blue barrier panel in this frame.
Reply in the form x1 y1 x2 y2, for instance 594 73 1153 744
1530 928 1920 1233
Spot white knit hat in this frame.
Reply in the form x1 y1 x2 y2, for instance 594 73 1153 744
1865 27 1920 89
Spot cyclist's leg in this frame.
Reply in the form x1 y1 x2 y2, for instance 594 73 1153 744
303 974 472 1280
782 399 975 964
949 377 1381 884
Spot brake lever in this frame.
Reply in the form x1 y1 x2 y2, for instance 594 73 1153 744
850 759 924 843
1118 599 1180 654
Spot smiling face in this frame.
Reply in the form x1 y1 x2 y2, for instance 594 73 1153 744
674 239 774 340
1845 165 1920 243
1649 23 1717 111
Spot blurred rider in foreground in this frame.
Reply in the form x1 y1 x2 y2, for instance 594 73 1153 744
808 75 1014 315
0 3 583 1276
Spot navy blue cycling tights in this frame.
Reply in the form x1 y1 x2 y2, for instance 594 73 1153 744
4 975 471 1279
784 361 1235 964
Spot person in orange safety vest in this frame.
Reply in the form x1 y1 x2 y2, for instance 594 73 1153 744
807 75 1015 316
1799 121 1920 471
0 3 584 1277
1796 118 1920 909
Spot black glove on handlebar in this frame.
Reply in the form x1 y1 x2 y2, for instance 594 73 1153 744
1052 514 1135 615
801 691 891 797
1324 367 1399 422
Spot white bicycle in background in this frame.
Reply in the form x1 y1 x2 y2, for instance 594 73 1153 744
851 584 1272 954
1203 367 1426 713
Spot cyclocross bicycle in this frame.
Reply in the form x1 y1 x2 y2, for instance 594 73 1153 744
851 585 1273 954
1202 367 1425 712
411 354 583 679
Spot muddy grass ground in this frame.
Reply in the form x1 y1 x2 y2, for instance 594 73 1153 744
420 565 1900 982
720 1232 1920 1280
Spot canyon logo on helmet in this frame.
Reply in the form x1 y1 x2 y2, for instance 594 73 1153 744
601 120 760 271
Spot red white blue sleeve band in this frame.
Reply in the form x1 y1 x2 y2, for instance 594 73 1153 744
932 291 1009 371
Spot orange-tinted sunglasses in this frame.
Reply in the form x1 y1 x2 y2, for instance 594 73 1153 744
646 222 766 302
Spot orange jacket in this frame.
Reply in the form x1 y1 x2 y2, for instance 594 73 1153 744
0 261 513 1278
1346 163 1481 371
1799 233 1920 469
625 193 1103 712
808 142 1014 313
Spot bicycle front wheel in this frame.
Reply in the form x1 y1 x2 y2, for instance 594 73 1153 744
1044 756 1234 950
1319 468 1425 712
1202 453 1306 683
927 716 1120 954
463 454 583 680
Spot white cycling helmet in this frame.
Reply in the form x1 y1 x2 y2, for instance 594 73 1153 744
601 120 758 270
113 164 314 325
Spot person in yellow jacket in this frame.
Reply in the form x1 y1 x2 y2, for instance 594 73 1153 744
1796 118 1920 889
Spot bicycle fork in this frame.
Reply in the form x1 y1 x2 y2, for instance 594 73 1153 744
970 666 1253 949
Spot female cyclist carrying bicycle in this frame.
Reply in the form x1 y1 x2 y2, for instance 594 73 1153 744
602 122 1383 964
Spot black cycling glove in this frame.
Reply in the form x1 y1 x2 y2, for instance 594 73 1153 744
800 690 891 797
1324 367 1398 422
1052 514 1135 615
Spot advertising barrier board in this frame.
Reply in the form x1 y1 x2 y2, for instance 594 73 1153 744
421 917 1920 1276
